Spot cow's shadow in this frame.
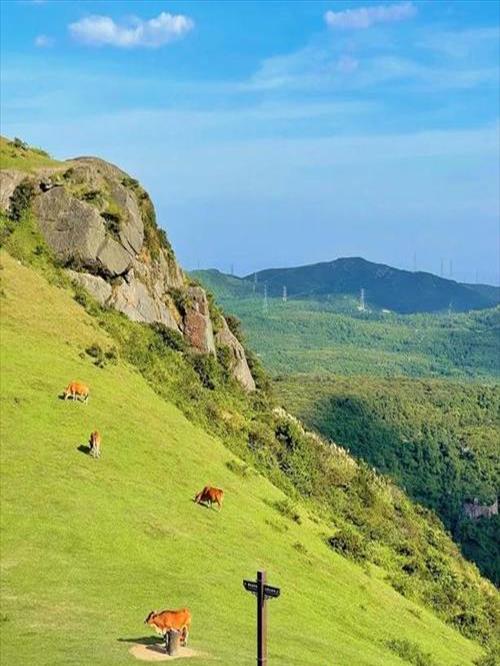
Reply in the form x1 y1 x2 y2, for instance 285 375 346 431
118 636 166 655
76 444 92 455
118 636 163 645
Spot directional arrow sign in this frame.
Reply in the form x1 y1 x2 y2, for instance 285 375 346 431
243 580 259 594
263 585 280 599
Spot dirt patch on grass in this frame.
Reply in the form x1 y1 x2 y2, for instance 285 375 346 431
129 643 202 661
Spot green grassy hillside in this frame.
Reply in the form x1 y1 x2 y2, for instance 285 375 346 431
191 270 500 380
274 375 500 585
0 136 63 172
0 254 495 665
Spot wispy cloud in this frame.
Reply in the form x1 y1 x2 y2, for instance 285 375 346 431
69 11 194 48
34 34 54 48
325 2 416 30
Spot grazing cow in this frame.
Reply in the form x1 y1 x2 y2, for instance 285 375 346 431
89 431 101 459
145 609 192 647
63 381 89 403
194 485 224 510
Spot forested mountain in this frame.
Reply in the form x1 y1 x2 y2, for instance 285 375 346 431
241 257 498 313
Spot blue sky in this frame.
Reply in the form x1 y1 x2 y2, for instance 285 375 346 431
1 1 499 282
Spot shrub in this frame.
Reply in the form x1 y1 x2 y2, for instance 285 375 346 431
101 211 121 238
225 313 245 342
12 137 28 150
85 343 118 368
188 353 219 390
121 176 140 189
169 288 192 317
327 526 367 562
9 180 35 222
386 639 436 666
217 344 234 378
150 322 186 352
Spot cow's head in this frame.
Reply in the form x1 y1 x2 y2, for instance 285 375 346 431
144 611 156 625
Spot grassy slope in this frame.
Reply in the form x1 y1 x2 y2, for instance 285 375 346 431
0 136 63 172
0 252 486 665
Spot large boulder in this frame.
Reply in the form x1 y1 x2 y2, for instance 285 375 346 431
183 286 216 355
66 270 112 306
216 318 256 391
112 270 180 330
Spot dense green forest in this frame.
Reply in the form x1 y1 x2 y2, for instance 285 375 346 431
275 375 500 584
191 271 500 381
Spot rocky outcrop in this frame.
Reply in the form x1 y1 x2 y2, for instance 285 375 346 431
463 498 498 520
0 169 26 211
216 318 256 391
183 287 216 354
0 153 255 390
33 186 133 276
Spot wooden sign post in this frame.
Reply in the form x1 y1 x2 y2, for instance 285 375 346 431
243 570 281 666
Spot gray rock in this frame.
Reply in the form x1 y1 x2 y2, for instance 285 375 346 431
183 286 216 355
66 270 112 305
112 270 180 331
216 318 256 391
33 187 107 268
96 235 132 276
0 170 28 212
108 181 144 255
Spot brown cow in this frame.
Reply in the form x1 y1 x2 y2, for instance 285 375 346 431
194 485 224 511
63 381 89 403
145 609 191 646
89 431 101 459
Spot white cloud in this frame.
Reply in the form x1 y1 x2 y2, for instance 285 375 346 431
325 2 416 29
69 11 194 48
34 34 54 48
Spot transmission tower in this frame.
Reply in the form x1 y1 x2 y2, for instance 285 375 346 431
253 272 258 292
413 252 417 272
359 288 366 311
449 259 453 278
263 284 268 315
282 285 287 302
440 258 444 277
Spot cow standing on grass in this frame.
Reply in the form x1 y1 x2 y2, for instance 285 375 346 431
194 485 224 510
145 609 192 647
63 381 89 403
89 431 101 459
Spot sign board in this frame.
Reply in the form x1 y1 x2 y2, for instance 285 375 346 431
243 580 281 599
263 585 280 599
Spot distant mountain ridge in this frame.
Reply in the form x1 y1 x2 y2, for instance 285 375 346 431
234 257 499 314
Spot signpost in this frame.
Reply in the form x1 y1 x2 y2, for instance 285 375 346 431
243 570 281 666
